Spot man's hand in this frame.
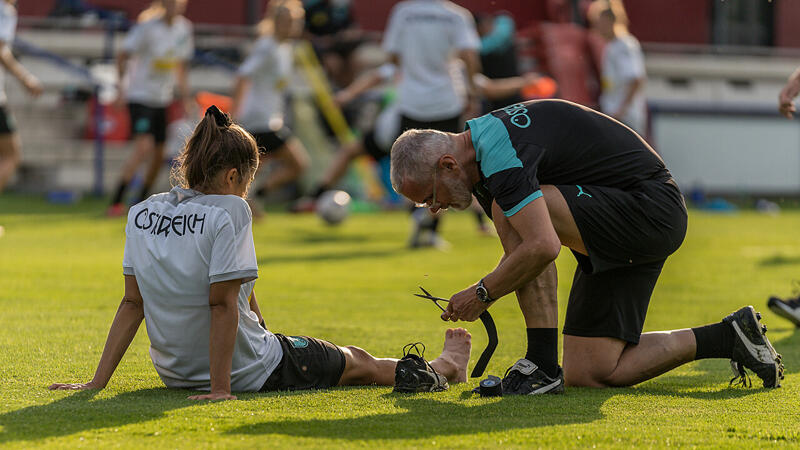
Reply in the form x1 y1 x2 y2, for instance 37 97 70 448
23 75 43 97
188 392 237 401
442 285 490 322
779 85 798 119
779 74 800 119
48 380 105 391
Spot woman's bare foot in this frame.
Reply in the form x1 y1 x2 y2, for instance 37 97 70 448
431 328 472 383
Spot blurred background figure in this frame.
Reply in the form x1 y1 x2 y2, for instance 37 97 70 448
778 65 800 119
232 0 310 215
474 10 522 112
107 0 193 216
0 0 41 194
588 0 646 136
382 0 480 248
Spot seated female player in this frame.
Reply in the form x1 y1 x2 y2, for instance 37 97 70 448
49 106 470 400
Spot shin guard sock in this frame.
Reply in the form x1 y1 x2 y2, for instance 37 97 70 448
525 328 559 378
692 321 735 360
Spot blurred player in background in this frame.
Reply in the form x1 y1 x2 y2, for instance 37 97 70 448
474 11 522 113
767 69 800 326
303 61 544 217
107 0 193 216
49 106 472 399
0 0 43 194
383 0 481 248
232 0 310 214
588 0 647 136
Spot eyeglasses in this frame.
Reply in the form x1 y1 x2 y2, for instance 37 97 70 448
414 165 438 209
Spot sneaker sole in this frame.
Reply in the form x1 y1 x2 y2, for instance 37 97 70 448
528 379 564 395
767 299 800 328
730 306 784 388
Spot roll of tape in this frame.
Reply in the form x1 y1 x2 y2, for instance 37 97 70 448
479 375 503 397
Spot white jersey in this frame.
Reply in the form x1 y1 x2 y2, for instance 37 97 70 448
123 187 282 392
382 0 480 121
599 34 647 135
122 16 194 107
236 36 293 133
0 2 17 105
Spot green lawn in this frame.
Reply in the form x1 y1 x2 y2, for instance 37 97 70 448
1 195 799 448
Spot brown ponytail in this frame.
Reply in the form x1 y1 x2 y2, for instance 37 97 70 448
171 106 260 192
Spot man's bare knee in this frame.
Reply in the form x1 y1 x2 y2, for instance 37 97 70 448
564 368 611 387
341 345 377 385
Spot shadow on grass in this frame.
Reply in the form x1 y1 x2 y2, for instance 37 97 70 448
224 384 761 440
0 387 316 444
289 230 376 244
4 333 794 443
758 255 800 267
258 248 403 265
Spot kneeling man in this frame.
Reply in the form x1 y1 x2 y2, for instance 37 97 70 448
390 99 783 393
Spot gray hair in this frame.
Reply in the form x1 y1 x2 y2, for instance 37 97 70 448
390 129 453 193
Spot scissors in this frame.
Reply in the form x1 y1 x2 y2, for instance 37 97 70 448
414 286 498 378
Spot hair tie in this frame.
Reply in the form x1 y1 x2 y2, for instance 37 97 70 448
205 105 232 127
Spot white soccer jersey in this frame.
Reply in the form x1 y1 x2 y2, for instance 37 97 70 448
599 34 647 135
382 0 480 121
122 16 194 107
123 187 282 392
236 36 293 133
0 2 17 105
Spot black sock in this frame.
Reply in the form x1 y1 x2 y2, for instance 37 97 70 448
111 181 127 205
692 321 735 360
525 328 559 377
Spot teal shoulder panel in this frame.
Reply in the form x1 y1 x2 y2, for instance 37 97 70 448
466 114 523 178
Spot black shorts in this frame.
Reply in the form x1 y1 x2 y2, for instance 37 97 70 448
362 130 390 160
557 179 688 344
260 334 346 391
0 105 16 134
400 113 462 134
252 127 293 154
128 103 167 143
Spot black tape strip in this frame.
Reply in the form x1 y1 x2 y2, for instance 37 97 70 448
470 310 498 378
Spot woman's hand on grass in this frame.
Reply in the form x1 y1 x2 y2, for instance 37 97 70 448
188 392 237 401
48 381 104 391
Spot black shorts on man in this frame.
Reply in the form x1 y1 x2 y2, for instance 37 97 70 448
128 103 168 143
260 334 345 391
0 105 16 135
467 99 687 344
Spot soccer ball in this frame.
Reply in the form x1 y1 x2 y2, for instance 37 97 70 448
316 190 351 225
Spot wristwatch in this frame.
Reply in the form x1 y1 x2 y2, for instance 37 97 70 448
476 278 493 303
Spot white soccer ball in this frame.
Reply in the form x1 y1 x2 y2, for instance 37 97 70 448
316 190 351 225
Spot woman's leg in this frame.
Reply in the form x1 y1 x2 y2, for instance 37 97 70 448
110 134 155 206
337 328 472 386
260 138 310 194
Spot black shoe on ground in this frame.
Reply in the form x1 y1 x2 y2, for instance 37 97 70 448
393 342 449 393
501 358 564 395
723 306 784 388
767 295 800 328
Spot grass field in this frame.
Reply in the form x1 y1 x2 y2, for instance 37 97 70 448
1 194 800 448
